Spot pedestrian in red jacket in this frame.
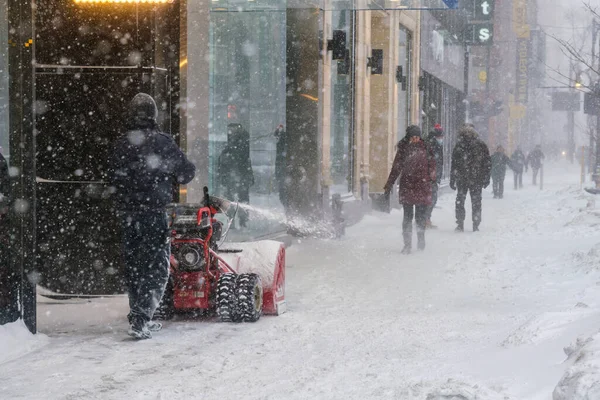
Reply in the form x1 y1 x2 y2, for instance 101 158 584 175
384 125 437 254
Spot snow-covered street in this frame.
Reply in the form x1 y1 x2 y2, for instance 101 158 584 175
2 162 600 399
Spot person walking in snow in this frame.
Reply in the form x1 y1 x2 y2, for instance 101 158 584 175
109 93 196 340
384 125 436 254
218 123 254 228
511 147 526 190
491 146 512 199
527 145 545 186
450 124 492 232
425 124 444 229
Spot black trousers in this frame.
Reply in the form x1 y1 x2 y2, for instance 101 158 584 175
532 168 540 185
456 184 483 227
425 182 439 221
119 210 170 326
514 171 523 189
403 204 427 245
492 173 505 197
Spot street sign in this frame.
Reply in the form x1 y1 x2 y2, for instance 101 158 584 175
552 92 581 112
466 23 494 45
473 0 495 21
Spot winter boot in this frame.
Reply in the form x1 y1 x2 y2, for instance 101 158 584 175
473 224 480 232
455 223 464 232
426 220 438 230
128 318 152 340
417 233 426 251
401 232 412 254
146 321 163 332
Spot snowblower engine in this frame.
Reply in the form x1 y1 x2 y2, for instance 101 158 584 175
154 188 286 322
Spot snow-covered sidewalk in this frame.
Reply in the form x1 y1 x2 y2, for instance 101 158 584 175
2 162 600 400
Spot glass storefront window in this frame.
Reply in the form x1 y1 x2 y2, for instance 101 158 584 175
0 0 7 161
329 10 354 195
398 26 412 140
209 6 287 232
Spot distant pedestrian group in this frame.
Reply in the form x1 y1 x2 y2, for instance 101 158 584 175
384 122 546 254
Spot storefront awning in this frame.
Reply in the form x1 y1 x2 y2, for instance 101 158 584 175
210 0 458 12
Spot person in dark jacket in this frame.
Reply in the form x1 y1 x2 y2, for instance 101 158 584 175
219 123 254 227
450 124 492 232
109 93 196 340
384 125 436 254
0 152 9 215
511 147 526 190
425 124 444 229
0 151 11 311
274 124 288 210
491 146 512 199
527 145 545 186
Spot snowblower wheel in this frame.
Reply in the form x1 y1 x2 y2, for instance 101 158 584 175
216 273 240 322
153 276 175 321
236 273 263 322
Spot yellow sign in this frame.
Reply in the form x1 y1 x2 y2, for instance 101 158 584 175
510 104 526 120
478 71 488 83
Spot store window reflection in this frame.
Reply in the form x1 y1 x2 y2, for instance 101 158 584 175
330 10 354 195
209 6 286 231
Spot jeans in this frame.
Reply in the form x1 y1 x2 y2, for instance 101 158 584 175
514 171 523 189
492 173 505 197
456 184 483 227
119 210 170 326
403 204 427 247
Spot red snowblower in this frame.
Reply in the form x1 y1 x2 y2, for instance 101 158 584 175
154 187 286 322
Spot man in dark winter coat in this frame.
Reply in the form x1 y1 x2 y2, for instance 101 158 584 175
527 145 545 185
425 124 444 229
450 124 492 232
511 147 526 189
0 151 11 311
0 152 9 215
219 123 254 227
274 125 288 210
384 125 436 254
109 93 196 340
491 146 511 199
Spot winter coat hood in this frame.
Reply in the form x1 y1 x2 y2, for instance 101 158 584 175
459 124 478 139
128 93 158 129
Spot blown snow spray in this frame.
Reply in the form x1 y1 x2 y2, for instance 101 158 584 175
235 202 338 238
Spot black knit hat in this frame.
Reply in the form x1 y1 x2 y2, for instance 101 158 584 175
406 125 421 138
130 93 158 122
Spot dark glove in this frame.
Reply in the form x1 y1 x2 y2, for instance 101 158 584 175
450 180 456 191
483 181 490 189
383 185 391 195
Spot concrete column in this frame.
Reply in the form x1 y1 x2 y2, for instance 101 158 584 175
369 12 392 192
353 10 371 198
184 0 210 203
321 9 332 200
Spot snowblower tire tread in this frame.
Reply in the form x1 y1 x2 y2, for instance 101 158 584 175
216 273 240 322
236 273 263 322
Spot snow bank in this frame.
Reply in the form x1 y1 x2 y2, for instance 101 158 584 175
553 332 600 399
0 320 48 365
399 379 513 400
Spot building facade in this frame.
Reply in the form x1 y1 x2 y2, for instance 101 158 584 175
0 0 462 331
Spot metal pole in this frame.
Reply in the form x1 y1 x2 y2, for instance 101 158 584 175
464 44 470 123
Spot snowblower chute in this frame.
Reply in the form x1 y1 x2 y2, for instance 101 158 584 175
153 188 286 322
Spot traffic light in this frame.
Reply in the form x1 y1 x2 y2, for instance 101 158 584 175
575 74 583 89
